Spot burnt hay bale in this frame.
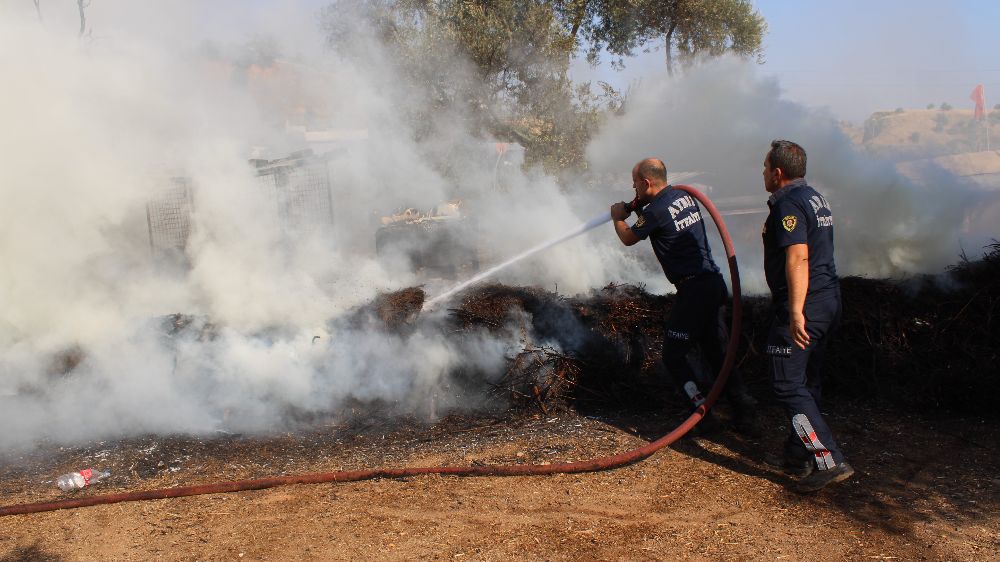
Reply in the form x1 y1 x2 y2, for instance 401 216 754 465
446 283 676 411
372 287 426 330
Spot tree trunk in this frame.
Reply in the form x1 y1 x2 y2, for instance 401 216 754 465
77 0 87 39
664 22 676 76
569 0 589 43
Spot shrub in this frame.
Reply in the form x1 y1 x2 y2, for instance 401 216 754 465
910 132 921 143
940 102 952 111
927 103 936 109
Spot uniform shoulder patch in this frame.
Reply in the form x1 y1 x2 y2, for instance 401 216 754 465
781 215 798 232
634 215 646 229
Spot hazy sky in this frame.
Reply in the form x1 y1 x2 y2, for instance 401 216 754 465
577 0 1000 123
14 0 1000 123
756 0 999 122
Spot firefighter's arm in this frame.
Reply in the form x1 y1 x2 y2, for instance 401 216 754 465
611 202 640 246
785 243 810 349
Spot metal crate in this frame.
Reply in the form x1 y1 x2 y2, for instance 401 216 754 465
146 177 194 255
252 149 334 235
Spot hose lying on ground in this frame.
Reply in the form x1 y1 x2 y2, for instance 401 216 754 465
0 185 741 517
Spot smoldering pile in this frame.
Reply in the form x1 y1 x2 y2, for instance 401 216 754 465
347 283 675 415
446 284 673 412
825 242 1000 414
374 243 1000 417
38 245 1000 424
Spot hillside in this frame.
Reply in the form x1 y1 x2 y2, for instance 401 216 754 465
859 108 999 159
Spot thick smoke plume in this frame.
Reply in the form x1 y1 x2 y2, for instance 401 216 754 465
1 7 993 453
588 59 997 282
0 5 644 453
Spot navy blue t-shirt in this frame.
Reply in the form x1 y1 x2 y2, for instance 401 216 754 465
630 187 720 285
762 179 839 302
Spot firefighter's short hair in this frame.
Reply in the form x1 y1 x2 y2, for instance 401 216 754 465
768 140 807 179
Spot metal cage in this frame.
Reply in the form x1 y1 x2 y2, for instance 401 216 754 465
146 177 194 256
251 149 335 235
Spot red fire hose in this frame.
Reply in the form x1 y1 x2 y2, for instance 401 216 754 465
0 185 742 517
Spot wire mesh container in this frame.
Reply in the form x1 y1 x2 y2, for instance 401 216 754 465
146 176 194 255
252 149 334 236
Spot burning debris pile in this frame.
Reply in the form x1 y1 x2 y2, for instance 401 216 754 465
440 284 673 412
354 283 675 415
396 243 1000 416
433 284 676 413
34 246 998 436
824 242 1000 414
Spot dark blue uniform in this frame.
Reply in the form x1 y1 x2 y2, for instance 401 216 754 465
631 187 745 409
762 178 845 470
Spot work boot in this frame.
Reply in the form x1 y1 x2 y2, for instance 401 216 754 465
763 452 814 479
794 461 855 493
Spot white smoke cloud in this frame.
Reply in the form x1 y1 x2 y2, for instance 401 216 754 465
0 5 643 453
2 7 993 453
587 58 997 281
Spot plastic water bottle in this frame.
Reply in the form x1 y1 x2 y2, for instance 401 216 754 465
56 468 111 492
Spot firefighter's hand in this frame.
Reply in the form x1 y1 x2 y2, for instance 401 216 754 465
789 310 810 350
610 202 631 221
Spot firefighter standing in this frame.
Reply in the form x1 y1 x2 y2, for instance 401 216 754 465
611 158 755 433
761 140 854 492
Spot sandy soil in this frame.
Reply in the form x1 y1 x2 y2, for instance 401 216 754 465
1 401 997 561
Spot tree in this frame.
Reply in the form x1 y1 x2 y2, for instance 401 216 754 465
324 0 598 177
324 1 576 114
568 0 766 75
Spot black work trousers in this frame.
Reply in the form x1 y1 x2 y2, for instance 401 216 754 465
767 290 845 469
661 272 747 407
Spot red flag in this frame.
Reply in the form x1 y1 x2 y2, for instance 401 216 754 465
970 84 986 120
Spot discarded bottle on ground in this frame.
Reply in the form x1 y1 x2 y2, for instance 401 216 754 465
56 468 111 492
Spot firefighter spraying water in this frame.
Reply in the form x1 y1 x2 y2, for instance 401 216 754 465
609 158 757 436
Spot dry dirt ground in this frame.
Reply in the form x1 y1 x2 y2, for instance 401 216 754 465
1 400 997 561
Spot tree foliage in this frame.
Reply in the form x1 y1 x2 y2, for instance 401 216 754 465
568 0 766 74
